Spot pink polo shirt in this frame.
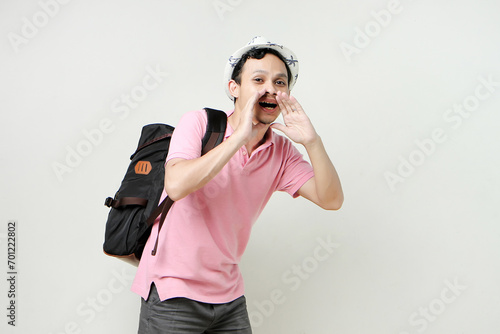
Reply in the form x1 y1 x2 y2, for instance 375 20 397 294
131 109 314 303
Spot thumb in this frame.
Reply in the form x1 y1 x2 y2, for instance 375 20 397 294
270 123 286 133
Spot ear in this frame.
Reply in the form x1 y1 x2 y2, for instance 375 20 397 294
228 80 240 99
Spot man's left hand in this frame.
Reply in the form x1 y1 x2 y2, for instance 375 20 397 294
272 91 318 146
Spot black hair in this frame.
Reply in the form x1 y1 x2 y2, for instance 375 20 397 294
231 48 292 86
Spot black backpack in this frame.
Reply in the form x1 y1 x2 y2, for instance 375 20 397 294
103 108 227 266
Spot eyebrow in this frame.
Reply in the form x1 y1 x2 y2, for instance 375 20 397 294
252 69 288 78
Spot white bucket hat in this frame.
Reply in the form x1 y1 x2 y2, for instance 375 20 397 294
223 36 299 100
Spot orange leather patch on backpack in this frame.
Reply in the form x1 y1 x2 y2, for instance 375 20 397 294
135 161 152 175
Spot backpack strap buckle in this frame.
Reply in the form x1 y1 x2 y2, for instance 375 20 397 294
104 197 115 208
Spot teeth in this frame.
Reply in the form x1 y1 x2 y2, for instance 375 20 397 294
259 102 277 109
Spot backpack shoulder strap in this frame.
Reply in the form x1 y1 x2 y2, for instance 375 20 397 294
149 107 227 256
201 108 227 155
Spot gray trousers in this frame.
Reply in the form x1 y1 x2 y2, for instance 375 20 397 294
138 284 252 334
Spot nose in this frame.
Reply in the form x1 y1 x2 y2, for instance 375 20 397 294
264 81 277 95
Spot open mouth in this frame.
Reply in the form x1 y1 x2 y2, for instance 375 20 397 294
258 101 278 110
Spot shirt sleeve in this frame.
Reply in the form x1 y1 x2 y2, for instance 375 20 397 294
275 138 315 198
166 110 208 163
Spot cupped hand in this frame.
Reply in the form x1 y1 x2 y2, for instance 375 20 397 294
272 91 318 146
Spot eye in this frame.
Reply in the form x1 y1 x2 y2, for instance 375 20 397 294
254 77 263 83
276 80 287 86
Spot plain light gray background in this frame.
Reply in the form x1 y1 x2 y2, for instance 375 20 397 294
1 0 499 333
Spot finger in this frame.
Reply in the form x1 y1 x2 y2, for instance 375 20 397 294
277 91 294 115
283 94 301 114
276 92 289 117
288 95 304 113
270 122 286 133
243 90 266 123
248 89 266 109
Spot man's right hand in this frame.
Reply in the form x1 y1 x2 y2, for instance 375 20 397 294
231 89 267 146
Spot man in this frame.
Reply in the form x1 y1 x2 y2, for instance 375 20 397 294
132 36 343 333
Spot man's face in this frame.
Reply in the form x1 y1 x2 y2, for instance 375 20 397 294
233 53 290 125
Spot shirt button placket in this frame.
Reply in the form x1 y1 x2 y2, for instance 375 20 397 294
241 147 249 168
